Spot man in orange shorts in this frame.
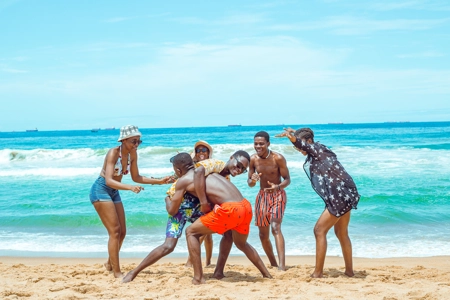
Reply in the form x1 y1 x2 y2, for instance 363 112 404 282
168 152 272 285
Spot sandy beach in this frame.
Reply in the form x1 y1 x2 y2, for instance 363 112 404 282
1 255 449 299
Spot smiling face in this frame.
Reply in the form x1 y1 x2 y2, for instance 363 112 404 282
195 145 210 162
123 136 142 151
253 136 270 158
229 155 249 177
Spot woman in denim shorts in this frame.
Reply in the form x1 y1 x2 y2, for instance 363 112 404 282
89 125 173 278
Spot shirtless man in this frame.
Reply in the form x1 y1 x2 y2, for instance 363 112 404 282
122 151 250 283
169 152 272 284
248 131 290 271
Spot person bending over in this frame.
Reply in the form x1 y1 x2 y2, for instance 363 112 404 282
169 153 272 284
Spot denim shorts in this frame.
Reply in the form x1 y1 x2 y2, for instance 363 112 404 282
89 176 122 204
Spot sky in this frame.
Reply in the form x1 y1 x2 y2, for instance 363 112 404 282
1 0 449 131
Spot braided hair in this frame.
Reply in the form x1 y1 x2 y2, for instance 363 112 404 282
294 128 314 143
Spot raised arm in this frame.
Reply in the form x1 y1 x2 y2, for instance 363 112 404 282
276 129 316 156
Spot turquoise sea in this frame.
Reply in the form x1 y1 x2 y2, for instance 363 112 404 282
1 122 449 258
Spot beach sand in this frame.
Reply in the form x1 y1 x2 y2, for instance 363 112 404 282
1 255 449 299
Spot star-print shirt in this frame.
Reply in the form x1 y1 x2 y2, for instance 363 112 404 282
292 138 360 217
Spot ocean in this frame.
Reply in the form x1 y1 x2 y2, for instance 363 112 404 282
1 122 449 259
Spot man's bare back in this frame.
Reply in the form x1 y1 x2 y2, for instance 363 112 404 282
178 171 243 205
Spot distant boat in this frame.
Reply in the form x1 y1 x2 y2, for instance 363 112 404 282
228 124 242 127
26 128 38 132
104 127 115 130
91 128 100 132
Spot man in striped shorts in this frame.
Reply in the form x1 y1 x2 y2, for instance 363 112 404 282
248 131 291 271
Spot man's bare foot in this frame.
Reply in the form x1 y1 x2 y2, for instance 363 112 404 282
122 271 136 283
211 272 225 280
185 261 193 268
104 262 112 272
113 271 124 279
344 271 355 277
205 260 211 267
278 266 286 271
192 277 206 285
263 273 273 279
310 272 323 278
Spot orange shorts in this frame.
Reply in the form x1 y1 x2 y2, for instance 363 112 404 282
200 199 253 235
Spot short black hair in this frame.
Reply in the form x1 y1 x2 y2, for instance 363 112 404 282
232 150 250 162
170 152 194 170
294 128 314 142
254 131 270 142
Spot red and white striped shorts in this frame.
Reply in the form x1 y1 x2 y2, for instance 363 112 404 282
254 189 287 227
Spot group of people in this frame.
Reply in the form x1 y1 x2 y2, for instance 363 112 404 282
89 125 361 284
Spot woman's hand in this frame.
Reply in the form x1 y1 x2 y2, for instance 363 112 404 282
158 176 174 184
275 128 296 143
130 185 144 193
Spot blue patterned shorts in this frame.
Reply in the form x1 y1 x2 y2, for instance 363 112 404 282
166 193 203 238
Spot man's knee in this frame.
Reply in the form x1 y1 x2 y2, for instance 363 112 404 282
258 228 270 240
161 239 178 254
270 221 282 235
222 230 233 241
234 241 247 251
185 226 201 239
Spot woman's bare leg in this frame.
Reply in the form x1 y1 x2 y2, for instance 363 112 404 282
312 209 339 278
93 201 124 278
334 211 354 276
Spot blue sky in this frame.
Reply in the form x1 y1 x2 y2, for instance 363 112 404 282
1 0 449 131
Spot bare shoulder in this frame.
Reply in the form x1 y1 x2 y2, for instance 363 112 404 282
272 151 287 162
175 175 190 190
250 153 258 160
106 147 119 159
107 146 119 154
